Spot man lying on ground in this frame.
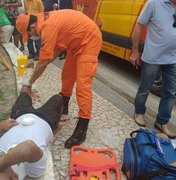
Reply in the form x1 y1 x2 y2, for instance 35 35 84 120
0 87 63 179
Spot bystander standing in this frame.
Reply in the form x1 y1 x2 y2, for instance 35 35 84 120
130 0 176 138
24 0 44 60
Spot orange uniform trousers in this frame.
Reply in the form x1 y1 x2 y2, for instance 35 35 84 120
61 33 102 119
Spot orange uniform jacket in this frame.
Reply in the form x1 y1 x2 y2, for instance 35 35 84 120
37 10 102 119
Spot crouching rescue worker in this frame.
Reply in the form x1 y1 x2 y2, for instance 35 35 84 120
16 10 102 149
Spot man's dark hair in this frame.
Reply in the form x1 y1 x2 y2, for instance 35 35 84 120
27 15 37 31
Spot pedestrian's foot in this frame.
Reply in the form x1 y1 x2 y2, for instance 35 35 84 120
33 56 39 61
19 47 24 51
154 121 176 139
28 55 34 59
26 62 34 68
134 113 146 127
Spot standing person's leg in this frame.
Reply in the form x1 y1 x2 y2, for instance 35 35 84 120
64 56 97 149
12 19 20 48
13 34 19 48
12 18 24 51
18 34 24 51
60 52 76 115
34 39 41 60
64 35 102 148
9 18 19 48
134 62 160 126
27 38 35 59
154 64 176 138
76 59 97 119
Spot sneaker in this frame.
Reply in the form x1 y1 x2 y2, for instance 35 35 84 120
134 113 146 127
154 121 176 139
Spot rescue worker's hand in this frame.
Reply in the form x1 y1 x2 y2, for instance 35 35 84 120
22 76 33 87
130 50 140 67
0 119 18 134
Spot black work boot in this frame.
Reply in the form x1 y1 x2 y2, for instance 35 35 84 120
59 93 70 115
64 117 89 149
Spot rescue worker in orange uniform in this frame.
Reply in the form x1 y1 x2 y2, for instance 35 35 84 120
16 10 102 148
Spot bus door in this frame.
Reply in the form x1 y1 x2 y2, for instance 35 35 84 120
97 0 134 60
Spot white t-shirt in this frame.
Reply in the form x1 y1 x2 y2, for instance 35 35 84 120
0 113 53 178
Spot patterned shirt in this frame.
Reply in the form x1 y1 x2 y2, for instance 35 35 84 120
5 0 20 19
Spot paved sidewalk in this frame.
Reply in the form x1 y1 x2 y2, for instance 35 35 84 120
22 59 139 179
1 43 148 179
34 63 141 179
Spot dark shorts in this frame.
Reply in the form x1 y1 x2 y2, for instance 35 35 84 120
10 92 63 130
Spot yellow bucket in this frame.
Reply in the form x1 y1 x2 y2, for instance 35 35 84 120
17 55 28 77
90 177 98 180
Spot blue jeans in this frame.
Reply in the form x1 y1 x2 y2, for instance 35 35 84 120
27 38 41 57
135 62 176 124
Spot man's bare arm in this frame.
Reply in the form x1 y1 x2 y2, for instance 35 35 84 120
0 120 18 134
130 22 144 66
0 140 43 171
132 22 143 52
23 50 63 87
23 60 51 87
